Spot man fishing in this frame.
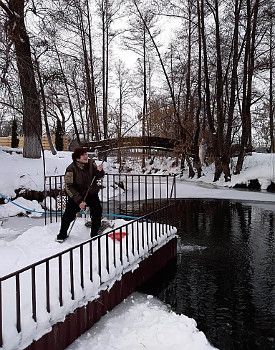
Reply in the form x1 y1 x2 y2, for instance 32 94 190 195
56 147 104 242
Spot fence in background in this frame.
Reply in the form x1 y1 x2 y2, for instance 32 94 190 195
0 136 69 151
44 173 176 224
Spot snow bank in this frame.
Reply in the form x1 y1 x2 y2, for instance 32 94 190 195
0 197 44 218
0 149 71 198
67 293 216 350
180 153 275 191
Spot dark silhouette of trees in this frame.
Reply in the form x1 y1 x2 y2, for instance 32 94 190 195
11 118 19 148
55 117 64 151
0 0 273 177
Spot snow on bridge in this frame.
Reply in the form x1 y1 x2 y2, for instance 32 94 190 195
0 206 177 350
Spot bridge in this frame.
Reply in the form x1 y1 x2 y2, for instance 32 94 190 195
79 136 180 158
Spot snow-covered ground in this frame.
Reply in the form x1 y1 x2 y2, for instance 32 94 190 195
67 293 216 350
0 216 176 350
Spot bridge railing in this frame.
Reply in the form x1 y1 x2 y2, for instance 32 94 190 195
0 204 176 349
97 146 176 159
44 173 176 224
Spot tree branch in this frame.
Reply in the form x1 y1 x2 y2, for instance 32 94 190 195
0 0 13 17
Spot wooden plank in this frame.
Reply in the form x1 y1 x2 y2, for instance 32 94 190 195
0 136 69 151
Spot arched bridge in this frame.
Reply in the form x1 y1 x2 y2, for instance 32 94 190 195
80 136 180 157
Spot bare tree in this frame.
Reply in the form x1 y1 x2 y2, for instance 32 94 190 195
34 48 57 155
76 0 100 140
124 6 158 139
0 0 42 158
235 0 260 174
267 4 275 152
97 0 123 139
54 44 81 144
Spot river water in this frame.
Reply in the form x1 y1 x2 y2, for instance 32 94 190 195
140 199 275 350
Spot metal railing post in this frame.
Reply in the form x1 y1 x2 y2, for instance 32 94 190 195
125 176 128 215
112 174 115 216
59 255 63 306
106 174 110 213
54 177 58 222
0 281 2 347
119 228 123 264
31 267 37 322
131 222 134 256
137 222 140 255
15 274 21 333
60 176 63 218
70 251 75 300
46 260 50 313
174 174 176 199
126 225 129 262
44 177 47 225
138 175 141 213
98 237 102 283
113 230 116 268
80 246 84 289
106 234 109 274
89 242 93 282
145 176 148 211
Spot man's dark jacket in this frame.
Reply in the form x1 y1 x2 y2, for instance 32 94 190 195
64 159 104 204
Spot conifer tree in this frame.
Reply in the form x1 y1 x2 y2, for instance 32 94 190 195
55 118 63 151
11 118 19 148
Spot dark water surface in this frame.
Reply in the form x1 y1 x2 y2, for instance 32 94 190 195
140 200 275 350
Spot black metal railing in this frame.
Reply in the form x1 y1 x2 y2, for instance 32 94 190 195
0 204 176 348
44 174 176 224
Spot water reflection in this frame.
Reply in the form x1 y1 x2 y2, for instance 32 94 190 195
140 200 275 350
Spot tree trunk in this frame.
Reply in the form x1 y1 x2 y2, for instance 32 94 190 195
214 0 224 158
35 55 57 155
7 0 42 158
223 0 242 181
55 45 80 144
86 0 99 141
105 19 109 138
186 155 195 178
269 10 274 152
133 0 188 143
194 0 203 178
185 0 191 123
117 77 123 170
201 0 222 182
102 2 108 139
81 0 100 141
200 0 215 135
236 0 259 173
72 71 86 139
142 25 148 133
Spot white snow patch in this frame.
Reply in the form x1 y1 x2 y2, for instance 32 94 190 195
67 293 217 350
0 198 44 218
